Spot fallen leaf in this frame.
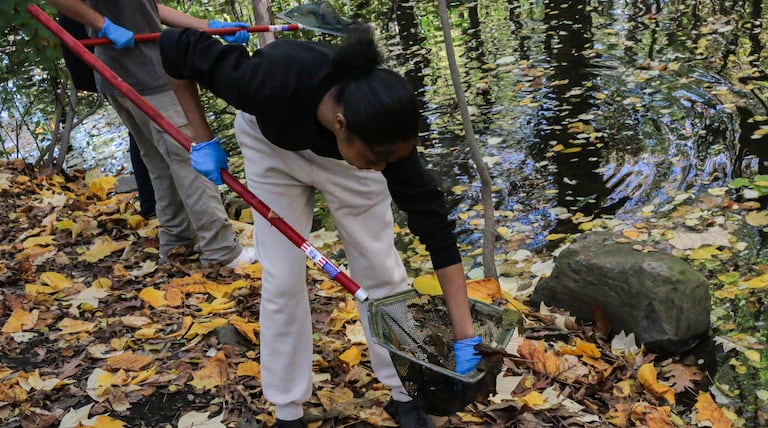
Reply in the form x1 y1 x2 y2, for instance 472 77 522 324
692 392 734 428
637 363 675 404
188 351 229 391
1 308 39 333
339 346 362 367
177 411 226 428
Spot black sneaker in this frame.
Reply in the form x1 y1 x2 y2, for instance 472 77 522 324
384 399 435 428
273 418 306 428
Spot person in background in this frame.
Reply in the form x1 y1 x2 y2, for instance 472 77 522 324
159 24 483 428
47 0 256 268
58 12 157 220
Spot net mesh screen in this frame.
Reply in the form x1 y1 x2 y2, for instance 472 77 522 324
368 290 516 415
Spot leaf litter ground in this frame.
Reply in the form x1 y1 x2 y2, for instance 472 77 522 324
0 159 765 427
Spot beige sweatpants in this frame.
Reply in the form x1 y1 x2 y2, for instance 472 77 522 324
108 91 241 265
234 112 411 420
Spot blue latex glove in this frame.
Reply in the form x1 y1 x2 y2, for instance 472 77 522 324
98 17 134 49
454 335 482 375
191 137 228 185
208 20 250 44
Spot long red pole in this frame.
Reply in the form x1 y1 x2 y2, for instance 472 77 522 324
79 24 303 47
27 4 368 302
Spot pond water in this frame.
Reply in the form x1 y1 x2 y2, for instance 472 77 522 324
66 0 768 254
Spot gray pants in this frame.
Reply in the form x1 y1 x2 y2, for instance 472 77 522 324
107 91 240 265
235 112 411 420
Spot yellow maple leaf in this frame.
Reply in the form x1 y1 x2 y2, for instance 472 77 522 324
518 390 546 408
129 366 156 385
1 308 39 333
328 300 358 331
688 245 722 260
86 415 126 428
56 318 97 334
79 236 129 263
197 298 236 315
413 273 441 295
211 279 249 299
188 351 229 391
637 363 675 404
339 346 362 367
22 235 57 248
125 215 146 230
230 317 259 344
236 360 261 378
467 278 503 303
184 318 228 339
693 392 734 428
88 176 117 200
40 272 72 290
744 273 768 289
55 219 82 238
560 338 601 359
138 287 168 309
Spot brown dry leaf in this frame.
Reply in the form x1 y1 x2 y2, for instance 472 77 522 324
188 351 229 391
0 379 29 403
518 339 561 377
692 392 734 428
637 363 675 404
661 363 703 393
316 387 354 411
120 316 153 328
1 308 39 333
164 287 184 307
105 351 153 371
604 402 631 427
668 227 732 250
745 210 768 227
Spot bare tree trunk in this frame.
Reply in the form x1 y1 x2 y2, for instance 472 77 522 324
436 0 498 279
251 0 276 47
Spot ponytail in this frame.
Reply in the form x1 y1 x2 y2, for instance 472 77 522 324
331 24 382 79
332 24 419 148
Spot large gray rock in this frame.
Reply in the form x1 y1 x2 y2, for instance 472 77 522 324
530 232 711 354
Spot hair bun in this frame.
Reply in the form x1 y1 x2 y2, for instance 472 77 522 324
331 24 383 79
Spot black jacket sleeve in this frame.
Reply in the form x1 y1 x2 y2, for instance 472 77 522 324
383 150 461 269
159 28 267 113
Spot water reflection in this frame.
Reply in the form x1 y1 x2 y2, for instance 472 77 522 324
26 0 768 254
